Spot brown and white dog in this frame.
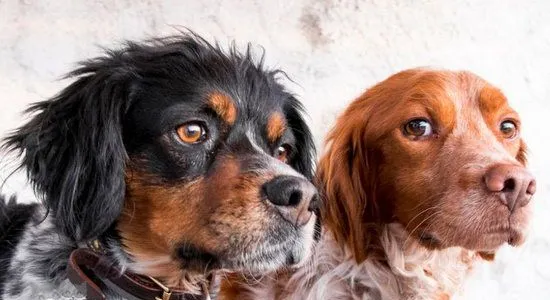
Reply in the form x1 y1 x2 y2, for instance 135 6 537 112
228 68 536 300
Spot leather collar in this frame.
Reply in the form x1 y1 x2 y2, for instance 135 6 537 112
67 242 215 300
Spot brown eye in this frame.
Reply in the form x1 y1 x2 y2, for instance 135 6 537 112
275 144 290 163
404 119 433 138
176 122 207 144
500 120 518 139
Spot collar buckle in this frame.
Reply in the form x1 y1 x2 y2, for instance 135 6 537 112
148 276 172 300
87 239 106 254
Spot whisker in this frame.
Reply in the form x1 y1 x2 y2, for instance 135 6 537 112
404 206 439 230
403 210 442 248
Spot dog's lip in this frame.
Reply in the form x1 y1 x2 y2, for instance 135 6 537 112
417 226 525 250
484 226 512 234
478 226 525 249
484 225 522 235
222 241 307 275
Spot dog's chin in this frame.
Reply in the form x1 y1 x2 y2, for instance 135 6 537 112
285 216 318 269
170 216 317 276
416 227 527 252
223 215 317 275
475 228 527 250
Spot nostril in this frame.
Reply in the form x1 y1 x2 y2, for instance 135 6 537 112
502 178 516 193
288 190 302 206
484 172 505 192
484 164 536 211
527 180 537 195
308 194 320 212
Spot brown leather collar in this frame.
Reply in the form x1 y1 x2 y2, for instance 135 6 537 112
67 247 215 300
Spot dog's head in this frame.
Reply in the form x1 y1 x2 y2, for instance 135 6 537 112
4 35 319 281
319 68 536 262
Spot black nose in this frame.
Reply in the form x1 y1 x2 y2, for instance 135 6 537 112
262 175 318 227
484 164 537 212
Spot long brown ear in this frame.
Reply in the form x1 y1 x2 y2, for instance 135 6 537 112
318 69 425 262
317 103 380 263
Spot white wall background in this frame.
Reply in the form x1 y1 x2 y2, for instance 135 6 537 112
1 0 549 299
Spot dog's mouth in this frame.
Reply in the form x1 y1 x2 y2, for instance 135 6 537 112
228 214 317 273
176 245 221 272
174 214 318 274
416 225 526 251
468 227 525 251
484 227 525 247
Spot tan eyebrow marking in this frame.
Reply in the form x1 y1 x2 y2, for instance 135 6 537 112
266 112 286 143
478 85 507 115
208 92 237 125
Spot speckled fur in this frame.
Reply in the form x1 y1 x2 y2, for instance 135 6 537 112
241 223 481 300
0 206 129 300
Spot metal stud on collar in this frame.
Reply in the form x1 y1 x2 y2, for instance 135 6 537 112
148 276 172 300
87 239 106 254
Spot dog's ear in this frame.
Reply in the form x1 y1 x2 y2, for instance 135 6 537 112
284 97 316 180
317 99 382 263
3 56 135 240
516 139 528 165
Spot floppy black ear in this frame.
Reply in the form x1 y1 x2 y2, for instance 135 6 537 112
284 96 316 180
3 56 134 241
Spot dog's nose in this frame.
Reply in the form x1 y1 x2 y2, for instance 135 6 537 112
484 164 536 212
262 175 318 227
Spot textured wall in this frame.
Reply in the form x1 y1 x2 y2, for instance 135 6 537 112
1 0 549 299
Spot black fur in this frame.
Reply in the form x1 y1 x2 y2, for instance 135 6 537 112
2 34 316 242
2 58 131 241
0 33 317 298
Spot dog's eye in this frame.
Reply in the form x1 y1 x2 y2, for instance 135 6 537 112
500 120 518 139
404 119 433 138
176 122 207 144
275 144 291 163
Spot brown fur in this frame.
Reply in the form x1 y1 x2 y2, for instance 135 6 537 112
219 68 535 300
208 92 237 125
266 112 286 143
320 68 531 262
118 155 279 289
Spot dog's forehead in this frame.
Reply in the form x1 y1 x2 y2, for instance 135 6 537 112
206 87 289 128
399 71 516 125
127 82 288 124
476 84 514 116
209 89 286 119
440 71 512 115
451 76 518 132
207 90 290 145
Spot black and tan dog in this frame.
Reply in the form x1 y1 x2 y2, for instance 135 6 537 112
0 34 319 300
